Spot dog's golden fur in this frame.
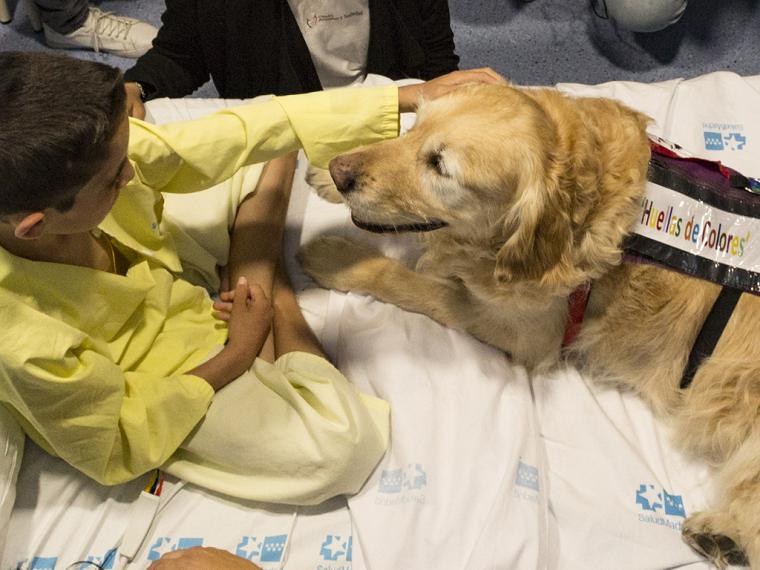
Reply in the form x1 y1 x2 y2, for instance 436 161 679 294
298 83 760 568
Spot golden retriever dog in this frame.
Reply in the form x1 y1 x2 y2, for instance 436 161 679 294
298 82 760 568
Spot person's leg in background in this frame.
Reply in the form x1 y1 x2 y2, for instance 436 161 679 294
35 0 157 57
593 0 688 32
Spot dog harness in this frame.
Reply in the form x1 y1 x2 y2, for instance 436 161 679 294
564 137 760 389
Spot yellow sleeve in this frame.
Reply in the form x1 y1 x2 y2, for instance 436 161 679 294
1 334 213 485
128 85 399 194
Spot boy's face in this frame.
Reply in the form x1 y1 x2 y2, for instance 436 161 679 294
42 113 134 235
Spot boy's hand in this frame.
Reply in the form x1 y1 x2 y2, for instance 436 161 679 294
217 277 273 367
188 277 273 390
398 68 506 112
125 82 147 120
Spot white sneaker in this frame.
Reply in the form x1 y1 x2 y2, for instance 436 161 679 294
43 7 157 58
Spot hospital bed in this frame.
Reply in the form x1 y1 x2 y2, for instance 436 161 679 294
2 72 759 570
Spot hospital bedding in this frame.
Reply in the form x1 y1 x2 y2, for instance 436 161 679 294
2 73 759 570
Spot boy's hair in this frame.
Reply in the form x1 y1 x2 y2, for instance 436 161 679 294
0 52 126 216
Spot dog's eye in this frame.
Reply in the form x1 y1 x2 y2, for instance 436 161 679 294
426 152 448 177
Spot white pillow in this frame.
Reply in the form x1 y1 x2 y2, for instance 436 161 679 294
0 405 24 558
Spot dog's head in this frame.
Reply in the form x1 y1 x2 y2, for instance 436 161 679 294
331 83 650 290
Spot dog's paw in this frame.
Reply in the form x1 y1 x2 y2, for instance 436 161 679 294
298 236 394 292
305 165 344 204
683 512 749 569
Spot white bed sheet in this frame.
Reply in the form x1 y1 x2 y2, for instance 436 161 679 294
5 72 760 570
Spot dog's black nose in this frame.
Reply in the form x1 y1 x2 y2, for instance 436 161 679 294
329 155 358 194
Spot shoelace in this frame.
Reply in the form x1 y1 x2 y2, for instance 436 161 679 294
88 8 135 52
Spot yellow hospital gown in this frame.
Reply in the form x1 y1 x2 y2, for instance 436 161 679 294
0 86 397 503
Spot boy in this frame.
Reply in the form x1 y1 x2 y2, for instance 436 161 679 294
0 51 500 503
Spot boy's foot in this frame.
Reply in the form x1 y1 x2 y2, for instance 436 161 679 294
43 7 157 58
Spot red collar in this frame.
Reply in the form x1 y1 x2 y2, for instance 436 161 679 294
562 282 591 348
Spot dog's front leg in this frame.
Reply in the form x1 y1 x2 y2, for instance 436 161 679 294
305 165 344 203
682 427 760 569
298 235 472 332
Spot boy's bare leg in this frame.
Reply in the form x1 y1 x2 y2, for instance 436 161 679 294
228 153 297 363
272 260 326 360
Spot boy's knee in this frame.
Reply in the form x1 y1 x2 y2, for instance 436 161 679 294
603 0 688 32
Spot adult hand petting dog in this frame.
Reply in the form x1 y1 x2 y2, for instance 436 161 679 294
398 67 506 112
147 546 262 569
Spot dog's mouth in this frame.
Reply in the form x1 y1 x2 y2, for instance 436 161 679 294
351 215 448 233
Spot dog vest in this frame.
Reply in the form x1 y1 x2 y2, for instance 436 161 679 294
566 137 760 389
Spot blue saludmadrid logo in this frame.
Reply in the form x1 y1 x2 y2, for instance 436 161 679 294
16 557 58 570
147 537 204 561
513 459 541 504
235 535 288 563
378 463 427 493
376 462 427 505
84 549 118 569
703 121 747 151
635 483 687 530
19 549 118 570
320 534 352 562
515 460 540 491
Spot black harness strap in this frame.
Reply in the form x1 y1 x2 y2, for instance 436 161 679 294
680 286 742 389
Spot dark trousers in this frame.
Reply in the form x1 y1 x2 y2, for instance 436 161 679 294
34 0 88 33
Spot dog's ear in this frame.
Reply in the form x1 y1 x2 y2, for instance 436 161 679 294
494 165 573 286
